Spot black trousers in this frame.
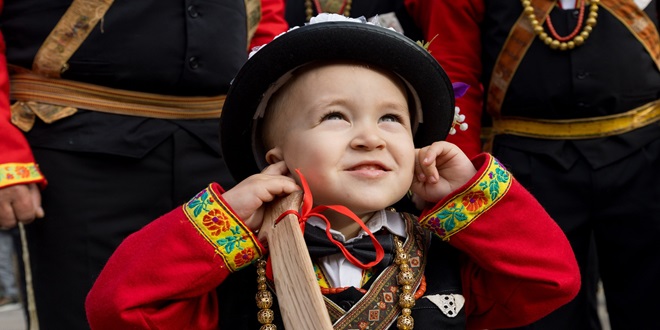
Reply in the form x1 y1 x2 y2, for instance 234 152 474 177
21 129 234 329
494 137 660 329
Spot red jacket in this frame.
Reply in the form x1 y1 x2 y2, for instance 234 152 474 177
86 154 580 330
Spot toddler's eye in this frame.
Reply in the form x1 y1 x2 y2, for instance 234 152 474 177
321 112 345 121
380 114 402 123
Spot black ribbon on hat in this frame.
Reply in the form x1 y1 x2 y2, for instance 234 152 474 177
304 223 395 271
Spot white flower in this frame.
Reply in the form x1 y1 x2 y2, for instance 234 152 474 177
309 13 365 24
449 106 468 135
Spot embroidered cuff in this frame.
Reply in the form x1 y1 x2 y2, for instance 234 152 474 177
0 163 45 188
419 155 512 240
183 184 264 272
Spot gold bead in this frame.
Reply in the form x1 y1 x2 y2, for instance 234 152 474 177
256 290 273 309
395 252 409 264
399 264 410 272
257 275 267 284
580 31 590 39
590 0 600 4
544 37 553 45
257 259 267 268
396 314 414 330
559 42 568 51
523 6 534 14
402 284 413 292
522 0 531 7
574 36 585 45
584 25 593 33
260 324 277 330
398 292 416 308
257 267 266 276
257 283 268 291
257 309 275 324
567 41 575 49
550 40 560 49
397 271 414 285
401 307 412 316
586 17 597 26
589 11 598 19
539 32 548 40
533 25 544 34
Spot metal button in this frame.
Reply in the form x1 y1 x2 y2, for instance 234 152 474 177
572 10 580 19
338 300 354 310
576 71 589 79
189 57 199 69
187 5 199 18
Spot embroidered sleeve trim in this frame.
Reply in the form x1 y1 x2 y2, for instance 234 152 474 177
0 163 45 188
183 185 263 272
419 156 512 240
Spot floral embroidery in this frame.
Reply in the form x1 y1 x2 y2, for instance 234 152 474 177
419 156 512 240
0 163 44 188
233 247 257 268
183 185 262 272
203 210 231 236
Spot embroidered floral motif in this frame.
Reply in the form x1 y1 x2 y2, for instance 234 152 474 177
202 209 230 235
419 156 512 240
0 163 44 188
183 186 262 272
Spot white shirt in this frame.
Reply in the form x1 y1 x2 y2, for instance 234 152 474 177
307 209 407 288
560 0 649 9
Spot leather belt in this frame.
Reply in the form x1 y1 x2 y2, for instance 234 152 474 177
10 70 224 132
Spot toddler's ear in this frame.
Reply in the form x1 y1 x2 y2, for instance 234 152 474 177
265 147 284 165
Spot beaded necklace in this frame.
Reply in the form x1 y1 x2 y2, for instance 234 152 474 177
521 0 600 50
305 0 353 22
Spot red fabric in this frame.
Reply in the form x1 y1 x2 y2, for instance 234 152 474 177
405 0 486 158
422 154 580 329
0 0 47 188
249 0 289 49
86 155 579 330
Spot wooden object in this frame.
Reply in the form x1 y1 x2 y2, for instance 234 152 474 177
261 191 333 330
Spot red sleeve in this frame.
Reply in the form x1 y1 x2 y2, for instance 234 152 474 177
0 9 47 189
249 0 288 49
85 184 265 330
405 0 485 158
419 154 580 329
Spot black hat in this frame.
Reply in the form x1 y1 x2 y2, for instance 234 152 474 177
220 16 455 182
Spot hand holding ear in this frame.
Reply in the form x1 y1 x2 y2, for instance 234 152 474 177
221 161 300 242
410 141 476 207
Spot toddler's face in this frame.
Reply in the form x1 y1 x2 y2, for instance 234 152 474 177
266 63 415 219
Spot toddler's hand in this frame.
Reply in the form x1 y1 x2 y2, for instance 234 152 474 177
222 161 300 241
410 141 476 207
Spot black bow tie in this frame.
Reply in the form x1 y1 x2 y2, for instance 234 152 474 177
303 223 395 271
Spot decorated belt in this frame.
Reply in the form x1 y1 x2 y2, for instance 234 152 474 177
492 100 660 139
9 69 225 132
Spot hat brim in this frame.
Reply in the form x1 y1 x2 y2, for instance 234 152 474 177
221 21 454 182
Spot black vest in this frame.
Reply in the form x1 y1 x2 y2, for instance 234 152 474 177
483 1 660 169
0 0 249 164
216 233 466 329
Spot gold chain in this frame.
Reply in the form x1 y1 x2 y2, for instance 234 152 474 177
255 259 277 330
305 0 353 22
521 0 600 50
